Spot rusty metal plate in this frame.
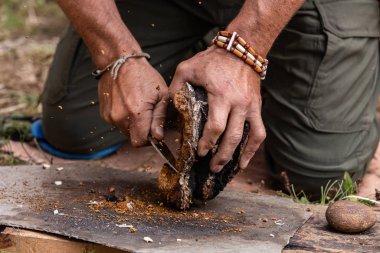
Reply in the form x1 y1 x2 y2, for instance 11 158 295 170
0 165 311 253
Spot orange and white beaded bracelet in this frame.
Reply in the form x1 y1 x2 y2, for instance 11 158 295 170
212 31 268 80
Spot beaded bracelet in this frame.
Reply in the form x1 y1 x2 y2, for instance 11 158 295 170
212 31 268 80
92 52 151 80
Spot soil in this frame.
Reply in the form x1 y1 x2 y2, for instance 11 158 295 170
0 37 58 116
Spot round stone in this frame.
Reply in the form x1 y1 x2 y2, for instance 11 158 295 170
325 200 377 233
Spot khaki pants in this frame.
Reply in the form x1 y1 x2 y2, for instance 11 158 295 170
42 0 380 197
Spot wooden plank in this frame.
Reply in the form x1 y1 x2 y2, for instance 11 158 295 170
0 227 126 253
283 207 380 253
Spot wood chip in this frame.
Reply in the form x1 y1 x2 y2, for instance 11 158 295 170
144 236 153 243
116 224 134 228
42 164 51 169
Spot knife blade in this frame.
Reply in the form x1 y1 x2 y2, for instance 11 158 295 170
149 136 178 173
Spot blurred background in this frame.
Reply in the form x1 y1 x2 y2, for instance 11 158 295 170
0 0 66 164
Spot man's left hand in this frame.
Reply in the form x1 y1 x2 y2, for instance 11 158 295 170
169 46 266 173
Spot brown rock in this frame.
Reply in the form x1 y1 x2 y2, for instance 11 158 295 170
325 200 377 233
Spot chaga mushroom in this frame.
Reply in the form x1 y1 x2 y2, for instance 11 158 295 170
158 83 249 210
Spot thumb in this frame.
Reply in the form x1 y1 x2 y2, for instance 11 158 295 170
169 62 192 99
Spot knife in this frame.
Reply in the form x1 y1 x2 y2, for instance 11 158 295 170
149 136 179 173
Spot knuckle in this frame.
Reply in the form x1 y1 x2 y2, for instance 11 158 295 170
255 128 266 142
243 146 256 157
176 62 188 73
128 106 142 118
249 128 266 147
210 121 225 136
241 97 251 107
203 138 217 150
229 132 243 145
236 94 251 107
217 154 232 164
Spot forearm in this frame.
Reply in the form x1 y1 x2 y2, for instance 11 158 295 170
56 0 142 68
227 0 305 56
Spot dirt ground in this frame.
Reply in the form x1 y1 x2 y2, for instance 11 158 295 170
0 0 66 116
1 2 380 203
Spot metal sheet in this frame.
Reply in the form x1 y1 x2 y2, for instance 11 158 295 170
0 165 311 253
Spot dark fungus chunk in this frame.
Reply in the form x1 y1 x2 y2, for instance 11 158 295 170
158 83 249 210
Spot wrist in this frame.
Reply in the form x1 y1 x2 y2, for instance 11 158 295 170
89 27 144 69
92 43 144 69
226 22 271 57
225 0 305 57
211 31 269 80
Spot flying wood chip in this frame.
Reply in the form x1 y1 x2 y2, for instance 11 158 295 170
158 83 249 210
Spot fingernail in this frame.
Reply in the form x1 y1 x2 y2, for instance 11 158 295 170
198 147 208 157
212 165 223 173
240 159 250 169
155 126 164 139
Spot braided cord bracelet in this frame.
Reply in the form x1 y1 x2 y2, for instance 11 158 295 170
212 31 268 80
92 52 151 80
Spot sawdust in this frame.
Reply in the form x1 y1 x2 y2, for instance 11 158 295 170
23 180 240 234
85 187 235 226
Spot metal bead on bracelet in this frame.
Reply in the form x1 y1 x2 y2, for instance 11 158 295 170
212 31 268 80
92 52 151 80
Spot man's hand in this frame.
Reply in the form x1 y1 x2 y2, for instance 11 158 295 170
170 0 304 172
55 0 170 146
170 47 266 172
98 58 169 146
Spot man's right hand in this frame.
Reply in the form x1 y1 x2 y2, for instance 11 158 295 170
98 57 169 147
55 0 169 147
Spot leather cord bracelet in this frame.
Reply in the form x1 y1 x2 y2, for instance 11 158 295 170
92 52 151 80
212 31 268 80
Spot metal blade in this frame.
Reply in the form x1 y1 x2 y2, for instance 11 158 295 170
149 136 178 173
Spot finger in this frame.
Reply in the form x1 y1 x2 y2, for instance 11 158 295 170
169 62 192 98
109 84 129 132
210 109 246 173
198 96 230 157
150 92 169 140
239 112 266 170
129 107 153 147
98 80 113 123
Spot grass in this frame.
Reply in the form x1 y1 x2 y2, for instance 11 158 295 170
319 172 357 205
280 171 359 206
0 0 66 40
0 116 33 166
